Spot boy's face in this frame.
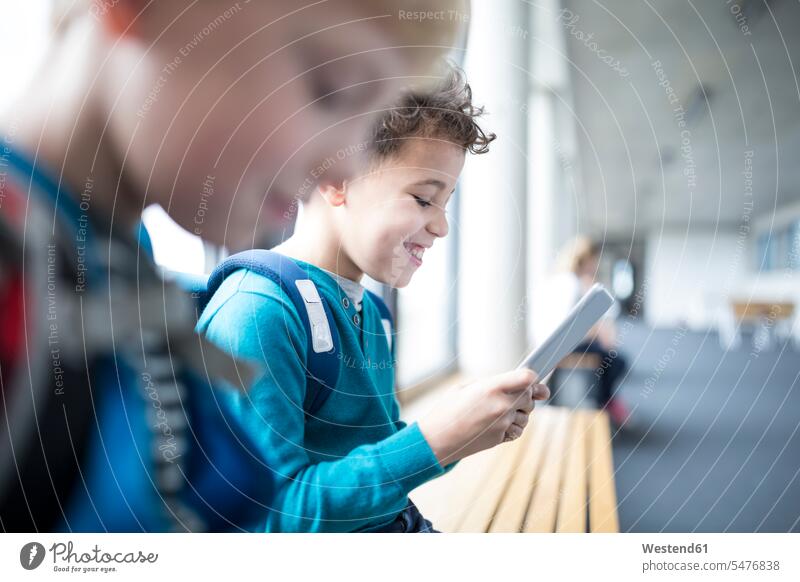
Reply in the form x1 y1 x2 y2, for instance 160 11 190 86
338 138 465 288
107 1 453 250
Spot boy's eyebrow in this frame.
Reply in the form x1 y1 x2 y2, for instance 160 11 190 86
410 178 448 190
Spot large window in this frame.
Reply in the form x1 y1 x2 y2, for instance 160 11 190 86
790 220 800 270
141 205 207 274
0 1 49 114
755 220 800 272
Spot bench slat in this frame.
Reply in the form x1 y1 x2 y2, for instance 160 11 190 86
522 407 571 532
458 433 529 532
557 352 601 370
587 410 620 532
488 408 554 532
410 406 618 534
411 439 506 532
555 410 589 532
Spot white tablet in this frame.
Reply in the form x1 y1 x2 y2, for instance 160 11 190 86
518 283 615 379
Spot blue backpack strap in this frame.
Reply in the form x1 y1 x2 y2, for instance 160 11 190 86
202 250 340 418
364 289 393 322
364 289 394 352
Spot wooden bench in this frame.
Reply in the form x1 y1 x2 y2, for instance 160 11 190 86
722 300 797 350
731 301 795 323
410 406 619 532
556 352 601 370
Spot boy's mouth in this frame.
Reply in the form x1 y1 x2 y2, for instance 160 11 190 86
403 242 427 267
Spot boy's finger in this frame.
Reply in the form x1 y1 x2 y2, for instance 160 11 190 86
512 411 530 428
497 369 538 393
532 383 550 400
514 391 535 413
503 424 524 442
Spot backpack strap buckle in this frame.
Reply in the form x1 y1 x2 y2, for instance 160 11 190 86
295 279 334 353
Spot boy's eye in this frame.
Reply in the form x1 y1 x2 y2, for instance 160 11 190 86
411 195 432 208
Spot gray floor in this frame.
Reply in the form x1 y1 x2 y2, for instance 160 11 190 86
610 323 800 532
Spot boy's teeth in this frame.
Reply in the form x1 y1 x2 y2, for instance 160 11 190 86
407 245 424 260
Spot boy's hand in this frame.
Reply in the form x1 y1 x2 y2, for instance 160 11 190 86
417 369 550 466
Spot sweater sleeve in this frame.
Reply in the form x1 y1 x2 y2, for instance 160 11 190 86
391 393 459 476
200 274 445 532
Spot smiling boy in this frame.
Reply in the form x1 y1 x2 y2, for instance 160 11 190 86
197 66 549 532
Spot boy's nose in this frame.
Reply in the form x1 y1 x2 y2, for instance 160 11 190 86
428 211 449 238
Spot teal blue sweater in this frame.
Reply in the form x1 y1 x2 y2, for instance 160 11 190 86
196 258 447 532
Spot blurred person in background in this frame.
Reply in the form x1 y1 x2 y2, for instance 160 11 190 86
540 236 631 427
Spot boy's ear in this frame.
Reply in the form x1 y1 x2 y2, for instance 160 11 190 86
317 181 348 207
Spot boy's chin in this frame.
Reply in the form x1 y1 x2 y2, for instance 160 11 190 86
370 269 415 289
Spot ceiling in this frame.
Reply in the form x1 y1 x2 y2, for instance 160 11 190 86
559 0 800 237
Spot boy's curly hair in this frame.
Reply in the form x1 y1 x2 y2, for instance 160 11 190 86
369 65 496 161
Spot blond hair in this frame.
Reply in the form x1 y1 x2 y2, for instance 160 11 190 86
556 236 602 274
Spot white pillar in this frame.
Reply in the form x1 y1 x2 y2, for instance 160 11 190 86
458 0 530 375
527 0 580 345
